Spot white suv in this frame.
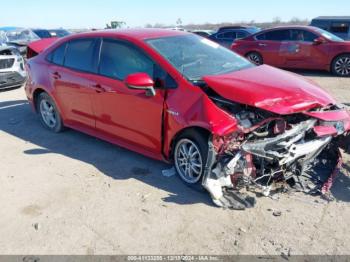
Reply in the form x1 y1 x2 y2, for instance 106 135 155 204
0 46 27 90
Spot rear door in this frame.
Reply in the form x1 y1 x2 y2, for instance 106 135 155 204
47 38 100 128
254 29 291 66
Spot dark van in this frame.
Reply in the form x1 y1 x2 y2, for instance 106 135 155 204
311 16 350 40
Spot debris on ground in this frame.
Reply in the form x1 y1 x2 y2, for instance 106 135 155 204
162 167 176 177
32 223 40 231
141 209 150 214
140 193 151 203
239 227 247 233
273 210 282 217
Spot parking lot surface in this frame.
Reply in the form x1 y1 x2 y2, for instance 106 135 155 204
0 70 349 255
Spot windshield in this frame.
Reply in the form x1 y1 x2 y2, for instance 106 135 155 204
146 35 253 81
5 29 40 43
314 28 344 42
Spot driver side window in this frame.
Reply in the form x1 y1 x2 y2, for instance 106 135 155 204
99 39 154 80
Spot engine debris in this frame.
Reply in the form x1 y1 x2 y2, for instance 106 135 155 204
201 95 349 209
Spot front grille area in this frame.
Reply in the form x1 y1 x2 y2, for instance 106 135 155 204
0 72 26 89
0 58 15 69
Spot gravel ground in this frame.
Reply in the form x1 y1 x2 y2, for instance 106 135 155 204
0 70 349 255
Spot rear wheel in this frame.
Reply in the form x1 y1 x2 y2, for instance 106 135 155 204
245 52 263 65
174 131 208 186
37 92 64 133
332 54 350 77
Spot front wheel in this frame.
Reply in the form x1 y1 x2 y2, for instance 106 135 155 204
174 132 208 185
332 54 350 77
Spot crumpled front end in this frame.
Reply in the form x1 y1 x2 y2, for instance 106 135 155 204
202 97 349 209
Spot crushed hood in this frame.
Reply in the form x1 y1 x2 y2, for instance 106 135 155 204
203 65 335 115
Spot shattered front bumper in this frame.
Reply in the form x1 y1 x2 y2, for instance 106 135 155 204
0 71 26 90
202 108 350 209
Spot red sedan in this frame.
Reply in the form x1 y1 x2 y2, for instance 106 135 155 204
231 26 350 76
25 29 350 209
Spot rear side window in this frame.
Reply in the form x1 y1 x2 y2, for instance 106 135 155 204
217 31 236 39
47 42 67 65
256 30 290 41
99 39 154 80
237 31 248 39
64 38 99 73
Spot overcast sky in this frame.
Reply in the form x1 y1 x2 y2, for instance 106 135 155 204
1 0 349 29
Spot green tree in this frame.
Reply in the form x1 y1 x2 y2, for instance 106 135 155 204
106 21 126 29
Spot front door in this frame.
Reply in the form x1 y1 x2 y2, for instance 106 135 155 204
92 39 167 154
284 29 330 69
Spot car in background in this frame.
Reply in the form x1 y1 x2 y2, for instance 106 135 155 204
192 30 214 38
0 45 27 90
209 26 260 48
48 29 71 38
311 16 350 40
0 28 41 55
32 29 52 39
231 26 350 76
25 29 349 208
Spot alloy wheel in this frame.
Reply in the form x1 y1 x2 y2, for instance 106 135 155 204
39 99 57 129
174 138 203 184
247 53 262 65
334 57 350 76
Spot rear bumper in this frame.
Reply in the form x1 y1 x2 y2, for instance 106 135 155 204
0 71 26 90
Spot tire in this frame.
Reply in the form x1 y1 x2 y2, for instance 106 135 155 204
37 92 64 133
174 130 209 189
331 54 350 77
245 52 263 65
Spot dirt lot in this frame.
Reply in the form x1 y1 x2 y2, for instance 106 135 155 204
0 70 350 255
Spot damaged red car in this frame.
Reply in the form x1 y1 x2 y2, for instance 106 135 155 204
25 29 350 209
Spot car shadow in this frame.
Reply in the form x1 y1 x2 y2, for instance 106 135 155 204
331 166 350 202
287 69 336 78
0 100 213 207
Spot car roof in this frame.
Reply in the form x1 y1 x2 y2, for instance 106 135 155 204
257 25 320 33
67 28 189 41
313 16 350 21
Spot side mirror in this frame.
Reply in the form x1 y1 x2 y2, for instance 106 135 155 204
125 73 156 96
313 37 326 45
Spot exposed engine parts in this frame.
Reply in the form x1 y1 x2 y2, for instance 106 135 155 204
202 94 348 209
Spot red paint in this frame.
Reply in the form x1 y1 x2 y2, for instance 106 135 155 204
27 37 59 58
124 73 154 88
24 29 350 163
231 26 350 72
203 65 335 114
313 126 338 137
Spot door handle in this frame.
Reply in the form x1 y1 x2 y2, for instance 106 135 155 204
92 84 106 93
259 43 267 47
52 72 61 80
